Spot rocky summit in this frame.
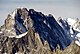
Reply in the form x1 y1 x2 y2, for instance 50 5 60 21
0 8 80 54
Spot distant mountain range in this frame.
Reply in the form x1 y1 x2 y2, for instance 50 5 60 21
0 8 80 54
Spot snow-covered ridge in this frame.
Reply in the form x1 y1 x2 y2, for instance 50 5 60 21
67 18 77 26
65 18 80 46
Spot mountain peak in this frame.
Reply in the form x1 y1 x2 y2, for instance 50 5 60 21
0 8 80 54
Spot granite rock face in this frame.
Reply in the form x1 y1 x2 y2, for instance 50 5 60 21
0 8 80 54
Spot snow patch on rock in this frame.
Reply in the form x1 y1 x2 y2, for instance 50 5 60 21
8 31 28 38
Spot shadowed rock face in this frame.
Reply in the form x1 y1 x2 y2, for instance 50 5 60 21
0 8 79 54
28 9 72 50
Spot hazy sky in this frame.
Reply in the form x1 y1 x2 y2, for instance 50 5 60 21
0 0 80 26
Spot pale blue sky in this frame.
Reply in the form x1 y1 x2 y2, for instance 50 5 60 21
0 0 80 26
